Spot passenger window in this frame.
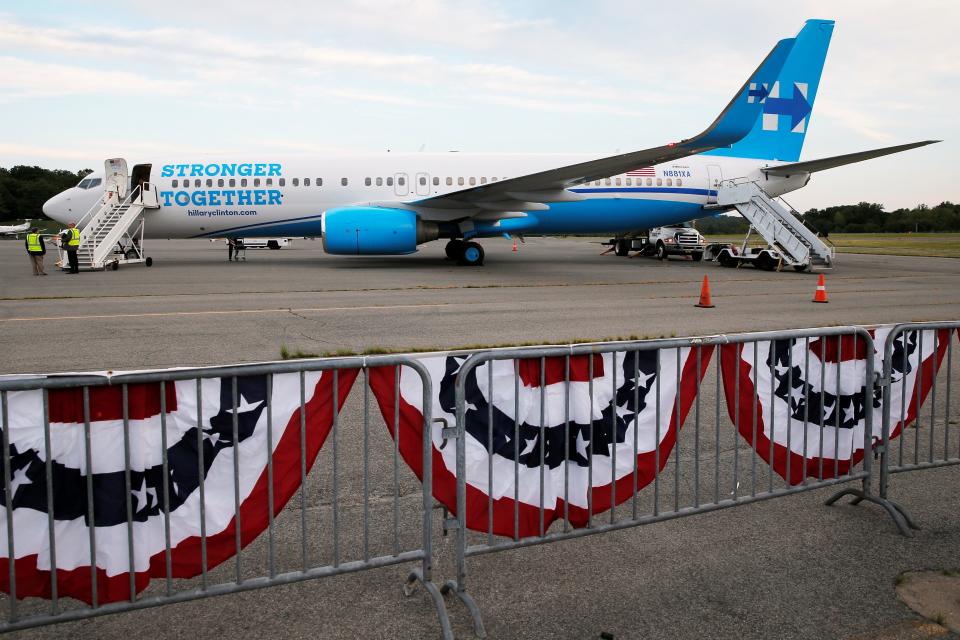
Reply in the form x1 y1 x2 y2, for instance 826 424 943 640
604 178 611 186
229 179 236 187
217 179 224 187
376 177 383 186
241 178 248 187
365 177 372 186
206 179 213 187
266 178 273 186
195 179 202 188
666 178 672 186
279 178 285 186
398 176 405 186
446 177 453 186
656 178 662 186
458 177 464 186
419 176 426 186
172 179 178 188
254 178 261 187
480 177 487 184
316 178 322 186
676 178 682 187
646 178 653 186
341 178 348 186
615 178 621 186
304 178 311 186
625 178 632 186
293 178 299 186
433 177 439 186
387 177 394 186
469 177 476 186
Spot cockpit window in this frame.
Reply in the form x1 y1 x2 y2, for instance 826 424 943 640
75 177 102 190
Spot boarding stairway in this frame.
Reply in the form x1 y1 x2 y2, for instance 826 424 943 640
71 184 159 270
716 181 834 270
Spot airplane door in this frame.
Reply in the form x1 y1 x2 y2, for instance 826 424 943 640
415 172 430 196
105 158 129 199
394 173 409 197
706 164 723 204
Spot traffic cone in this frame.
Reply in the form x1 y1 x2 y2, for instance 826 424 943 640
512 238 518 252
812 274 829 303
695 275 715 308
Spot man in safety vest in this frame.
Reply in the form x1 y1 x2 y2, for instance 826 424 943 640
60 222 81 274
25 227 47 276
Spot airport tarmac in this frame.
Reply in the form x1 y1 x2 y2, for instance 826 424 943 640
0 237 958 640
0 237 959 374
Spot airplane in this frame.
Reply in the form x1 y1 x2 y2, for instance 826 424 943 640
0 221 31 237
42 19 937 267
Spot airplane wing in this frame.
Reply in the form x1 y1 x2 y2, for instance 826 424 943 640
403 36 796 217
762 140 940 176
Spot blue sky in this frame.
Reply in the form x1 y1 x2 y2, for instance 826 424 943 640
0 0 955 211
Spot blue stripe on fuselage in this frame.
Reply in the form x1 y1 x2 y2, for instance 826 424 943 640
570 187 716 197
475 198 707 236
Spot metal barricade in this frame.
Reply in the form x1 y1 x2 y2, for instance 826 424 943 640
443 326 884 637
0 356 456 638
877 322 960 536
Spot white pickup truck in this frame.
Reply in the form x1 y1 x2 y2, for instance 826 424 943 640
606 224 707 261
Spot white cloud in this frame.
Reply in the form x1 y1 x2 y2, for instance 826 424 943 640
0 57 191 98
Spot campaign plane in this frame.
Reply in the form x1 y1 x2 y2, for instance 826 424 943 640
42 19 937 266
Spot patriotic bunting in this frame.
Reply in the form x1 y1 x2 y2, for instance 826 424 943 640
369 347 712 537
0 369 357 604
720 327 950 485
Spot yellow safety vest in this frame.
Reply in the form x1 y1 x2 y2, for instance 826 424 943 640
68 228 80 247
26 233 42 253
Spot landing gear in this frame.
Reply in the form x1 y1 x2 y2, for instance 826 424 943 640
445 240 466 261
445 239 484 266
458 242 484 266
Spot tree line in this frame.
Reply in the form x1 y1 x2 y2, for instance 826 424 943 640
0 166 92 221
1 165 957 234
695 201 960 235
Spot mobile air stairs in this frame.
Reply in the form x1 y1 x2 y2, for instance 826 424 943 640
61 158 159 271
710 181 835 272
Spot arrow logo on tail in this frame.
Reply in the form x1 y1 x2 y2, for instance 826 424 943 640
762 83 811 130
748 84 769 102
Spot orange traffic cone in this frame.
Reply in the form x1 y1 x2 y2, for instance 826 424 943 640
695 275 715 308
512 238 518 252
812 273 829 303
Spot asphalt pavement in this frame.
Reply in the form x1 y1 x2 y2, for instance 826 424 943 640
0 237 958 639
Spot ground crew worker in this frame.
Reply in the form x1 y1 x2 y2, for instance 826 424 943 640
62 222 81 274
25 227 47 276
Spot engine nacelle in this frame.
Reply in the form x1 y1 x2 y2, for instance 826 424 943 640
321 207 438 255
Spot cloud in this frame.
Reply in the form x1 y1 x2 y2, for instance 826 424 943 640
0 57 191 98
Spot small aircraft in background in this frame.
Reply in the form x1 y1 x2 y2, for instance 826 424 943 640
0 221 31 237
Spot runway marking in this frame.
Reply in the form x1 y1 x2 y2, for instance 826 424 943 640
0 302 475 323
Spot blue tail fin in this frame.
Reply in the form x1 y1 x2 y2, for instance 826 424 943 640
706 19 834 162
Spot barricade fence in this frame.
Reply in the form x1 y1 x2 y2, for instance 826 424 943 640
0 322 956 636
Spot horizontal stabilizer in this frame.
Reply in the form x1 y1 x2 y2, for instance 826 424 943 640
763 140 940 176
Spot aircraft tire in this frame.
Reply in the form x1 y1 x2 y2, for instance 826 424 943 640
458 242 484 266
445 240 466 261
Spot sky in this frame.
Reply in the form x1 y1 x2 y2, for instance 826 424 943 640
0 0 956 211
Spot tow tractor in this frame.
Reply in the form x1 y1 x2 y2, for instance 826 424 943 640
605 223 707 261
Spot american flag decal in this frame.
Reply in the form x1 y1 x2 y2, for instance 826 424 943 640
626 167 655 177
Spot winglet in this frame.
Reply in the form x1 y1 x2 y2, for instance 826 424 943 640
681 37 796 153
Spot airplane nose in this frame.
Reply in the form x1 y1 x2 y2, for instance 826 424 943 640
42 193 64 222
